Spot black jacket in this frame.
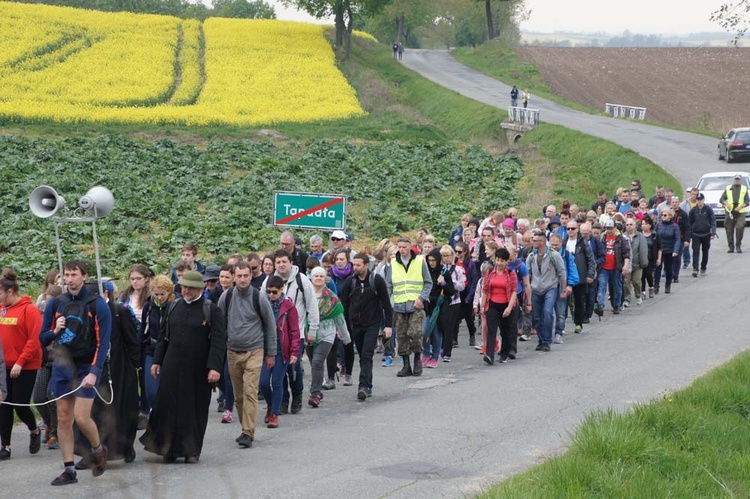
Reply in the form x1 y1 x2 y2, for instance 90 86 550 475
673 208 692 242
689 205 717 237
340 270 393 328
563 236 597 282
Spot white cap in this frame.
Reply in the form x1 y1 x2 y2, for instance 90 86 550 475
331 230 347 240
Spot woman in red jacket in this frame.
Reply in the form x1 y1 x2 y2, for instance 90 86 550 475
0 269 43 460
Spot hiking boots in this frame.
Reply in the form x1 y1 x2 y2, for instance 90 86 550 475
412 353 423 376
397 356 412 377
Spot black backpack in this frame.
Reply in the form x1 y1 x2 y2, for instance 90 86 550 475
348 271 380 303
55 294 98 360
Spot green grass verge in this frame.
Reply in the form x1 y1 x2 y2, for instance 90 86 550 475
482 349 750 498
519 123 681 208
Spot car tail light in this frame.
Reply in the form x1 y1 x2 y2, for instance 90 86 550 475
731 141 744 147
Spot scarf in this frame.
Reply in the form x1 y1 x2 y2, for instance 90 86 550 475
330 263 353 280
269 293 285 322
317 288 344 322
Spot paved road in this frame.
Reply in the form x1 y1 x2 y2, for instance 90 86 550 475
400 49 750 186
4 51 750 499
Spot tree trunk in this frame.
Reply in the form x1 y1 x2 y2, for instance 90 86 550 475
396 13 404 44
344 5 353 60
334 3 345 48
485 0 495 40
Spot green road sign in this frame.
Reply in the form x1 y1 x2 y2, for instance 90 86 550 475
273 191 347 230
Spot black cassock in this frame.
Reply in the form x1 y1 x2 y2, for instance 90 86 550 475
140 297 225 460
75 301 140 461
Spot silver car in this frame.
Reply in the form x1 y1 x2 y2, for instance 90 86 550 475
689 171 750 226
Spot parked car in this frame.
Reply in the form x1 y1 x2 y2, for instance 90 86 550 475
689 171 750 226
718 127 750 163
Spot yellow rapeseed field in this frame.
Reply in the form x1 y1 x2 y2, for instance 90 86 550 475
0 1 366 126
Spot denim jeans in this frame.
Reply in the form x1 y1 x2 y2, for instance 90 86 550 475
682 241 691 267
282 351 304 406
597 269 622 310
532 287 557 344
422 313 443 360
554 293 568 335
260 352 288 416
144 354 160 410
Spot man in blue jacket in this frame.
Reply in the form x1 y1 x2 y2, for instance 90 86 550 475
40 260 112 486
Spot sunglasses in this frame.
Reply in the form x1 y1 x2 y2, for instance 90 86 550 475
455 250 463 254
267 289 282 296
331 237 343 242
567 227 577 231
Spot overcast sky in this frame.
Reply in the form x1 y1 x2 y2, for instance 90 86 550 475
517 0 725 35
261 0 728 35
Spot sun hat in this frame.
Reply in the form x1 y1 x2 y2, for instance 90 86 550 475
202 265 220 282
178 270 204 289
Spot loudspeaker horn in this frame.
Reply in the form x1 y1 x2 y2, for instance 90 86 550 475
29 185 66 218
79 186 114 218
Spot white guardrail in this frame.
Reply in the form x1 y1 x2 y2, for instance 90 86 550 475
605 103 646 120
507 107 540 126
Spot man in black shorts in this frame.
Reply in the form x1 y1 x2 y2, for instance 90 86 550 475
40 260 112 486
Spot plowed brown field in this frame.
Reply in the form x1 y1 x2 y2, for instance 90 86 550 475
515 47 750 134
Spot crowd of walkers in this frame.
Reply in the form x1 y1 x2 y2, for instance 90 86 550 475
0 176 746 486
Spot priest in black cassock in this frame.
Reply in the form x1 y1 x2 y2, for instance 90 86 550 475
140 271 225 463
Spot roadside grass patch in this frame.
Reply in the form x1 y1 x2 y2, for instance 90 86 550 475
481 350 750 498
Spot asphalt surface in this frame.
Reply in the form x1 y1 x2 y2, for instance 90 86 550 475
4 50 750 498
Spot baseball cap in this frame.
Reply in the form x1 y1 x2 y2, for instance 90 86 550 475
331 230 347 240
734 174 742 180
604 220 615 228
696 193 705 200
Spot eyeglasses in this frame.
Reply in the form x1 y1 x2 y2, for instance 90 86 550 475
331 237 343 242
267 289 281 296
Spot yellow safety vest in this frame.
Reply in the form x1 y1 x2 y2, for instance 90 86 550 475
391 255 425 304
724 185 748 213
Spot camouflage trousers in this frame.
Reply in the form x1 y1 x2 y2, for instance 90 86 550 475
395 310 425 356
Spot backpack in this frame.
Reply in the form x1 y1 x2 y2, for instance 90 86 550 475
224 286 260 318
348 271 380 303
164 298 214 342
55 294 98 360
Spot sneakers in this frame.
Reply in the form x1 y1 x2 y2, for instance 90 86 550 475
701 269 707 276
622 301 629 308
673 277 679 283
375 344 384 354
216 401 224 413
237 434 253 448
221 410 233 424
280 403 289 415
612 307 621 315
0 447 10 460
483 355 493 365
469 335 476 347
594 305 604 317
519 334 530 341
426 358 438 368
90 445 108 477
574 325 582 334
498 356 508 363
636 297 642 305
47 434 59 450
553 334 563 344
382 356 393 367
291 397 302 414
51 470 78 486
308 393 322 408
342 375 352 386
692 269 698 277
357 388 367 401
263 406 272 424
42 426 50 445
442 356 451 362
474 343 483 350
683 263 689 270
535 343 544 351
540 343 551 352
30 429 41 454
267 414 279 428
185 456 199 464
322 378 336 390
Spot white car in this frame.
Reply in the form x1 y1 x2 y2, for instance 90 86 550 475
689 171 750 226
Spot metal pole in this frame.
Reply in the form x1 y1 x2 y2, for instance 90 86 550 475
54 221 66 292
91 206 104 298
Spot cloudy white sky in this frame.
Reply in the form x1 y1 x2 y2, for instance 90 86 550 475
520 0 728 34
261 0 728 35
